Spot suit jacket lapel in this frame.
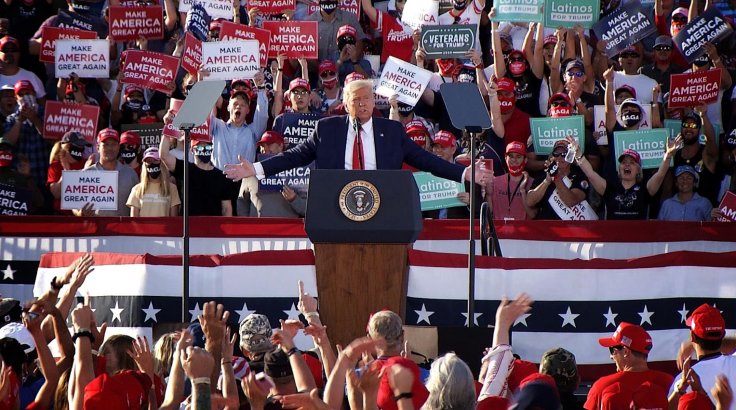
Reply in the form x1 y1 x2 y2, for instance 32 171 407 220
337 116 349 169
373 120 386 169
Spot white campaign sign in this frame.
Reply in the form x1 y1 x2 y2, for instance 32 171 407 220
593 104 652 145
178 0 234 19
61 170 119 210
201 40 260 80
401 0 439 30
375 56 432 106
54 39 109 78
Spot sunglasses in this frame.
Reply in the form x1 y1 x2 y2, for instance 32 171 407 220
654 46 672 51
620 53 639 59
320 71 336 78
673 16 687 22
609 345 624 354
291 89 310 96
509 57 525 62
682 121 699 129
193 144 213 153
566 71 584 77
551 150 567 158
550 100 570 107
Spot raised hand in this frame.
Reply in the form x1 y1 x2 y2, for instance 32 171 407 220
181 346 214 379
128 336 155 378
199 301 230 347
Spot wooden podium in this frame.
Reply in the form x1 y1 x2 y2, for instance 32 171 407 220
305 170 422 347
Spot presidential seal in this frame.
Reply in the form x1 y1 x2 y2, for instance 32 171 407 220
338 180 380 221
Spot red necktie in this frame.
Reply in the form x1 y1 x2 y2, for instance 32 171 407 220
352 125 363 170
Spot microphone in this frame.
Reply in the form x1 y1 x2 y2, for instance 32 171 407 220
354 118 364 170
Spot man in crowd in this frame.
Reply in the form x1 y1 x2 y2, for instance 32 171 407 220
658 165 713 221
0 36 45 99
306 0 366 64
4 80 48 188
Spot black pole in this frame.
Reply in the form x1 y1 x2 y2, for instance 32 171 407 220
466 129 476 328
180 124 194 323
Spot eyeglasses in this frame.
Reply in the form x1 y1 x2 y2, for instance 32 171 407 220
550 100 570 107
620 53 639 59
609 345 624 354
682 121 699 129
320 71 336 78
673 16 687 22
566 71 584 77
551 150 567 158
654 46 672 51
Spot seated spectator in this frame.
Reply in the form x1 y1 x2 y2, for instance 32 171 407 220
658 165 714 221
127 147 180 217
112 85 159 129
47 132 91 215
0 84 17 124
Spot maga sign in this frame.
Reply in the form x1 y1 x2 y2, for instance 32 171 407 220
402 0 439 30
181 32 202 76
0 183 33 216
43 101 99 142
717 191 736 222
219 22 271 67
420 24 475 59
263 21 318 59
668 69 721 108
40 27 96 63
109 6 164 41
202 40 260 80
593 0 655 58
248 0 295 14
55 39 109 78
61 170 118 210
121 50 179 95
674 7 733 63
178 0 233 20
376 56 432 106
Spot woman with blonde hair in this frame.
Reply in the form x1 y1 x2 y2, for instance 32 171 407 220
127 147 180 216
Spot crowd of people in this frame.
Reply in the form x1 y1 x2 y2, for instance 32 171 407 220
1 254 735 410
1 0 736 220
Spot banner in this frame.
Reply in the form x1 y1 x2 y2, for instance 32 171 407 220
667 69 721 108
544 0 599 28
43 101 100 142
40 27 96 64
413 172 466 211
717 192 736 222
673 7 733 64
55 39 109 78
179 0 233 20
184 3 211 41
121 50 179 95
263 21 318 59
306 0 359 17
56 9 108 37
420 24 476 59
401 0 439 30
162 99 210 141
108 6 164 41
529 115 585 155
201 40 260 80
248 0 296 14
0 183 32 216
592 0 656 58
121 123 164 151
492 0 543 23
376 56 432 106
60 170 119 210
219 22 271 68
181 32 202 76
613 128 668 169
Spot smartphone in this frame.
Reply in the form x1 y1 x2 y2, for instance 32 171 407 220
254 372 274 391
564 145 577 163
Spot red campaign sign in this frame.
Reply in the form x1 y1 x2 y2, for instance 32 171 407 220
668 69 722 109
246 0 295 15
717 191 736 222
43 101 100 142
108 6 164 41
219 22 271 68
121 50 179 95
40 27 97 64
162 99 210 142
307 0 360 18
262 21 318 59
181 32 202 76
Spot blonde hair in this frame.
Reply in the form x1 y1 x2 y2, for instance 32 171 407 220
141 159 171 198
49 141 63 164
342 79 374 105
153 332 177 377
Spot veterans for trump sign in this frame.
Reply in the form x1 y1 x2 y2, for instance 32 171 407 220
674 8 733 64
54 39 108 78
248 0 295 14
121 50 179 95
61 170 118 210
668 69 721 108
492 0 543 23
263 21 318 59
40 27 96 64
530 116 585 155
219 22 271 67
109 6 164 41
43 101 99 142
178 0 233 20
614 129 669 169
592 0 655 58
181 32 202 76
376 56 432 107
544 0 599 28
420 24 475 59
201 40 260 80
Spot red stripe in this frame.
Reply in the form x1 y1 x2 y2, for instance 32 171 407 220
408 249 736 269
39 250 315 268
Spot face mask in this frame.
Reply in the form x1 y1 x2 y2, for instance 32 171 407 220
194 145 213 164
69 147 84 162
146 164 161 179
507 158 526 177
125 100 143 112
693 55 710 67
498 95 516 114
320 0 338 13
120 148 138 164
509 61 526 76
622 112 641 127
397 102 415 117
452 0 466 10
548 105 572 117
0 150 12 167
196 154 211 164
671 22 684 37
322 77 337 89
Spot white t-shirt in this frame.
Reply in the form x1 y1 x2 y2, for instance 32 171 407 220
0 68 46 99
438 0 484 51
669 353 736 410
612 71 658 105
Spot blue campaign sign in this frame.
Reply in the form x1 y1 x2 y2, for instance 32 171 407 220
674 7 733 64
259 112 320 193
185 3 211 42
56 9 108 37
593 0 656 58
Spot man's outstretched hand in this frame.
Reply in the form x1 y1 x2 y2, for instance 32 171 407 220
224 155 256 181
463 159 492 186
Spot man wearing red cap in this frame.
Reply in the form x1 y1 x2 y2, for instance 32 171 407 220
0 37 45 99
424 131 471 219
585 322 674 410
3 79 48 187
334 25 371 84
314 60 341 114
493 77 531 149
272 78 319 137
306 0 365 63
486 141 534 220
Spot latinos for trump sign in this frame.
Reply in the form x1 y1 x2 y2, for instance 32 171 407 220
108 6 164 41
248 0 295 14
492 0 543 23
0 183 33 216
376 56 432 107
420 24 476 59
40 27 96 64
263 21 318 59
163 99 210 141
178 0 233 20
614 129 668 170
219 22 271 68
530 116 585 155
201 40 260 81
592 0 655 58
674 8 733 64
307 0 359 17
401 0 439 30
668 69 721 108
121 50 179 95
544 0 599 28
413 172 466 211
43 101 99 142
61 170 118 210
55 39 108 78
181 32 202 76
716 192 736 222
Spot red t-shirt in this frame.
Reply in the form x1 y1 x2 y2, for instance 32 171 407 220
503 109 531 147
584 369 674 410
47 159 86 213
373 11 414 64
0 372 19 410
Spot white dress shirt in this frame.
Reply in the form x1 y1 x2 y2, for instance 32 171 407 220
346 117 377 170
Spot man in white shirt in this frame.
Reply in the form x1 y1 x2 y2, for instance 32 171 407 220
612 44 658 105
0 37 45 100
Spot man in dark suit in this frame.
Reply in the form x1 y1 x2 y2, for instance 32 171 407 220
223 79 487 184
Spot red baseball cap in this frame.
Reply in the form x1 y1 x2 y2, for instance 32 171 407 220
506 141 527 156
124 85 145 99
496 77 516 93
337 25 357 41
257 131 285 146
120 131 141 146
97 128 120 143
432 131 456 148
543 34 557 47
405 120 428 146
548 92 572 107
289 78 310 93
686 304 725 340
345 72 366 84
14 80 34 95
319 60 337 75
598 322 653 354
0 36 20 52
618 149 641 165
678 391 712 410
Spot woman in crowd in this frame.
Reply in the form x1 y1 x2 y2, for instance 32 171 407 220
127 147 180 217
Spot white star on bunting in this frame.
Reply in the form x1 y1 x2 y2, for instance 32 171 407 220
142 301 161 323
414 304 434 325
235 302 255 323
110 301 124 323
2 264 15 280
189 303 203 322
283 303 300 320
461 311 482 326
638 305 654 325
603 307 618 328
559 306 580 328
678 303 689 323
514 313 531 327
